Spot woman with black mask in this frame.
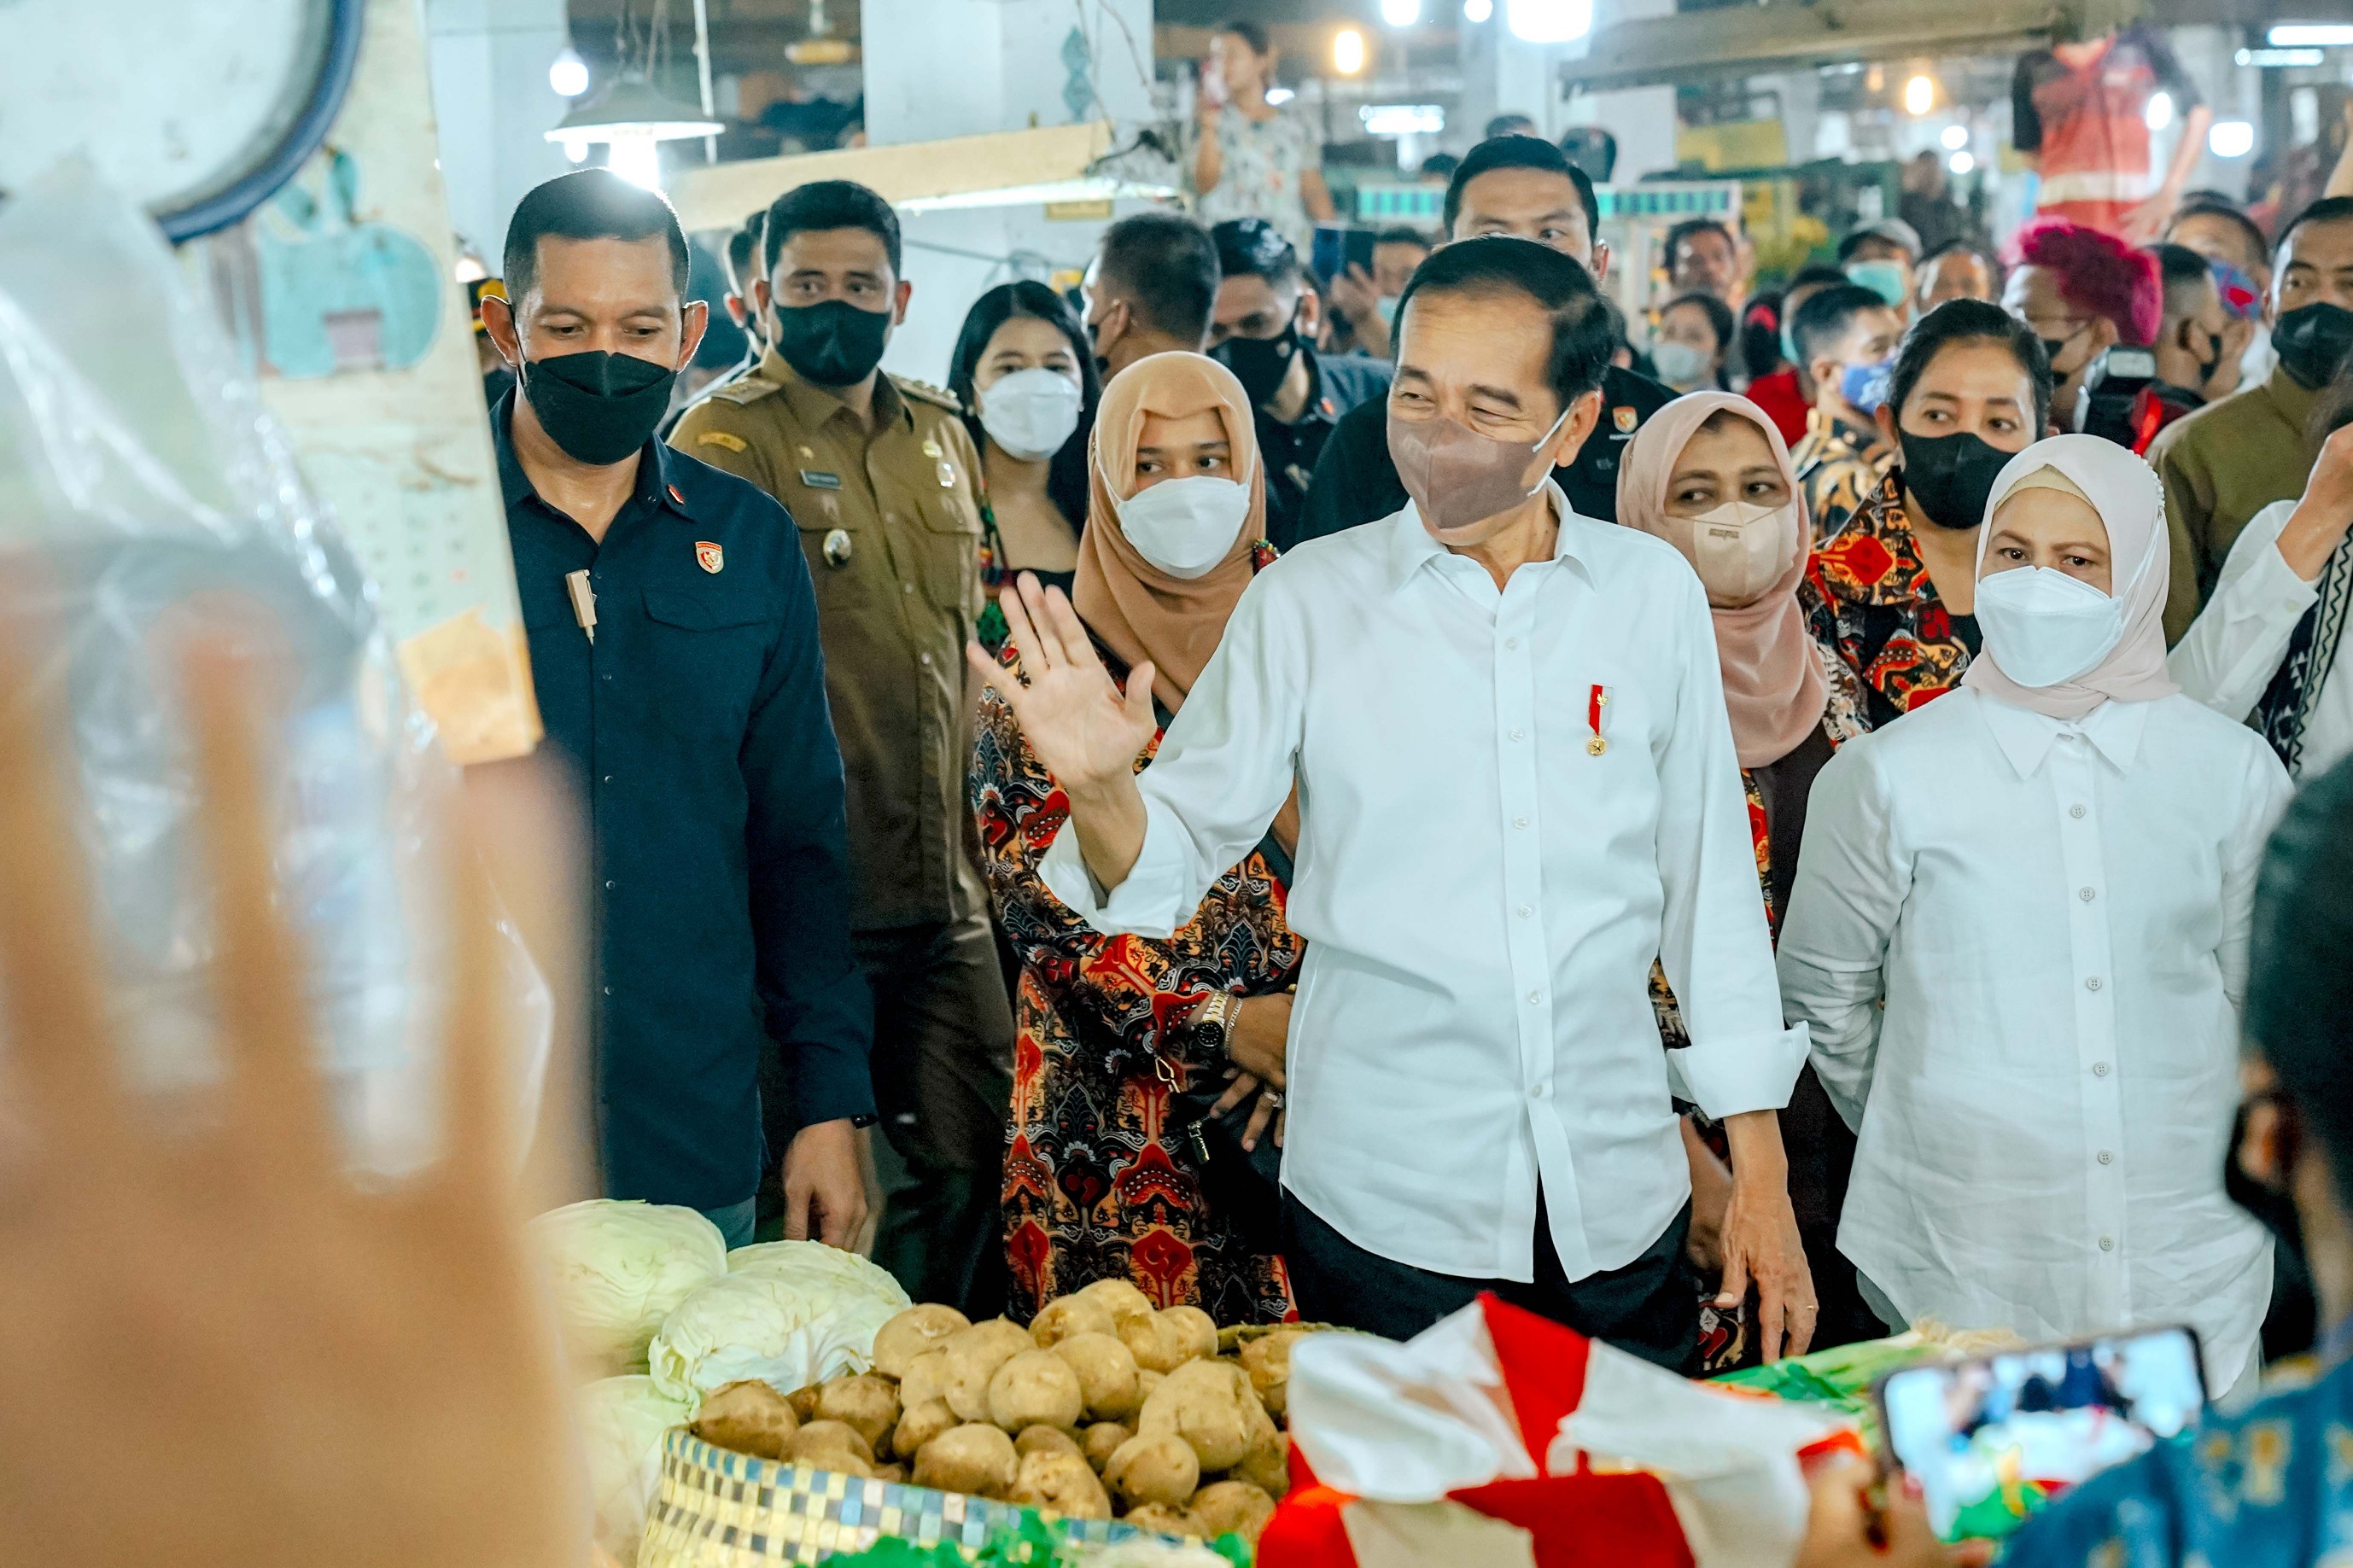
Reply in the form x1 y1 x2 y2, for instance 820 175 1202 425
1802 300 2052 728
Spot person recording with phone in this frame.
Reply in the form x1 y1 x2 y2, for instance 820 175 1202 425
1185 19 1334 255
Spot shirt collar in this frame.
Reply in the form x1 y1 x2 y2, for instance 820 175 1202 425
760 347 908 435
1383 479 1585 594
1976 690 2149 778
490 386 696 523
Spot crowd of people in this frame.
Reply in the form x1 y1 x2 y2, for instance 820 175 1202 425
35 29 2353 1560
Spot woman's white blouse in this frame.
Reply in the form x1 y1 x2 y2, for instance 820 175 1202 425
1776 688 2287 1390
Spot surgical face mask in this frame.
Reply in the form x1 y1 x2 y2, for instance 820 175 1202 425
1779 320 1800 367
977 367 1083 461
1110 470 1254 578
773 298 892 386
1213 317 1300 410
1838 357 1895 417
1376 294 1403 326
518 348 678 466
1685 499 1797 606
1650 339 1715 389
1899 428 2011 531
1388 403 1574 536
2274 301 2353 391
1845 259 1910 308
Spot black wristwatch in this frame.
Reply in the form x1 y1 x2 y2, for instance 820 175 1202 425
1189 992 1238 1060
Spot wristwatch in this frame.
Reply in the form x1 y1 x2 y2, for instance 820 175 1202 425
1189 992 1238 1061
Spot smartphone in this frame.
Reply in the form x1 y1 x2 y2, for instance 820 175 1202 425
1310 224 1377 287
1875 1325 2205 1543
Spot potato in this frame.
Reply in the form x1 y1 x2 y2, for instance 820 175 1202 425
876 1463 906 1483
1015 1424 1082 1459
900 1349 952 1411
1240 1328 1305 1419
1123 1502 1207 1538
1082 1421 1132 1472
1009 1449 1112 1518
1104 1431 1200 1510
1138 1359 1257 1471
786 1384 822 1423
942 1319 1035 1422
988 1348 1085 1432
1029 1294 1118 1348
1074 1278 1156 1327
805 1449 873 1478
1193 1479 1277 1544
893 1397 958 1461
788 1419 875 1468
1235 1427 1290 1498
1052 1332 1141 1422
692 1379 798 1460
816 1373 901 1455
1118 1311 1193 1374
1158 1305 1219 1364
914 1422 1019 1499
1136 1369 1165 1405
873 1303 971 1379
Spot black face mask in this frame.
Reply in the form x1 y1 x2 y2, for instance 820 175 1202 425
520 349 677 466
1214 318 1300 411
1899 428 2011 531
2188 325 2225 391
773 299 891 387
2274 301 2353 390
2224 1093 2307 1256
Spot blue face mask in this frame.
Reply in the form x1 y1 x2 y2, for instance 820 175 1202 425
1839 358 1895 417
1846 259 1910 308
1780 320 1800 365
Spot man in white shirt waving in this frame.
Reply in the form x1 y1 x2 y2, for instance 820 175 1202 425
967 238 1817 1367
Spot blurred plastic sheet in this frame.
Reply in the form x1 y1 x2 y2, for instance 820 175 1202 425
0 166 549 1176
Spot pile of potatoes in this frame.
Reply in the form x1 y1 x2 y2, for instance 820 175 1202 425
686 1279 1311 1548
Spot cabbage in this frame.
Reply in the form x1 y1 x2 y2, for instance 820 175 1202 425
648 1250 912 1402
530 1200 728 1376
575 1375 692 1567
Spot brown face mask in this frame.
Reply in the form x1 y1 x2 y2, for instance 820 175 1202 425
1387 401 1574 535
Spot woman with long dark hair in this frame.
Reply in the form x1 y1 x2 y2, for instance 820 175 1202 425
947 281 1101 605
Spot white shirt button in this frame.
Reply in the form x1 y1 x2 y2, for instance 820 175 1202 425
2099 1236 2115 1251
2085 976 2103 992
1514 816 1529 829
1527 990 1543 1005
1509 728 1524 741
1516 904 1533 918
2070 803 2087 819
2093 1061 2111 1076
2079 887 2096 901
2097 1150 2114 1164
1504 637 1520 650
904 581 915 594
1529 1084 1549 1101
920 651 933 666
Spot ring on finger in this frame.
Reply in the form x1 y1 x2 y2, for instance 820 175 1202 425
1264 1091 1283 1109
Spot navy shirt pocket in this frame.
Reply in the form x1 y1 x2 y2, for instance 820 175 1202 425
643 585 773 741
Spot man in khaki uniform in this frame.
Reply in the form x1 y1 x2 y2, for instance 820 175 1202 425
671 180 1013 1315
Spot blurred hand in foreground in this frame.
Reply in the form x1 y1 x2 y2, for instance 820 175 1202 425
0 638 584 1568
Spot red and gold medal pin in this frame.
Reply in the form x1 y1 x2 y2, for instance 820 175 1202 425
1587 684 1609 755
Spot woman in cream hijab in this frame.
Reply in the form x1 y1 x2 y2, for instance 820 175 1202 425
1619 391 1873 1364
969 353 1304 1324
1777 434 2289 1396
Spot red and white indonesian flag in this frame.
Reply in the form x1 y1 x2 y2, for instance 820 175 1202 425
1259 1294 1858 1568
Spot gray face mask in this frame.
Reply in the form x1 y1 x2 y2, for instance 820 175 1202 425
1387 403 1574 535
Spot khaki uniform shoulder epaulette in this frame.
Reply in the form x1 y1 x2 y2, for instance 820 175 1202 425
707 374 785 408
891 375 965 415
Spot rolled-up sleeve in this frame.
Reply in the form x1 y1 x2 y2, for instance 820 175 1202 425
1776 739 1901 1130
1652 571 1808 1119
2169 500 2313 722
744 537 875 1130
1039 571 1305 938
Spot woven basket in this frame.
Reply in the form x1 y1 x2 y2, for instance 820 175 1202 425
636 1430 1201 1565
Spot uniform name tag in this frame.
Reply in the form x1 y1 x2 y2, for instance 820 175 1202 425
799 469 844 490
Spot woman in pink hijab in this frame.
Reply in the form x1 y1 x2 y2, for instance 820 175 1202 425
1777 434 2291 1396
1620 391 1874 1367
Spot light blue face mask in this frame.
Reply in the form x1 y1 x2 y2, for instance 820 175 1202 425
1780 320 1800 365
1846 259 1910 308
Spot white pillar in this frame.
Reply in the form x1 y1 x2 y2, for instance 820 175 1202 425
861 0 1155 383
423 0 572 262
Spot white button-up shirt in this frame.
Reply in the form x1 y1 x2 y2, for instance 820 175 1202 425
1776 688 2285 1390
2169 498 2353 778
1040 488 1806 1283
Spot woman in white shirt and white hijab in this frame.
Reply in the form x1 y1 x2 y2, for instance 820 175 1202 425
1777 433 2287 1396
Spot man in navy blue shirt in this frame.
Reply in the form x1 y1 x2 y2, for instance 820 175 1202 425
480 170 873 1248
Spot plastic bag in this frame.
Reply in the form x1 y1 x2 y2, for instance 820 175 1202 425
0 166 549 1176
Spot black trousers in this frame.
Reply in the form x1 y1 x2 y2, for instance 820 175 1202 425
1282 1190 1701 1375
